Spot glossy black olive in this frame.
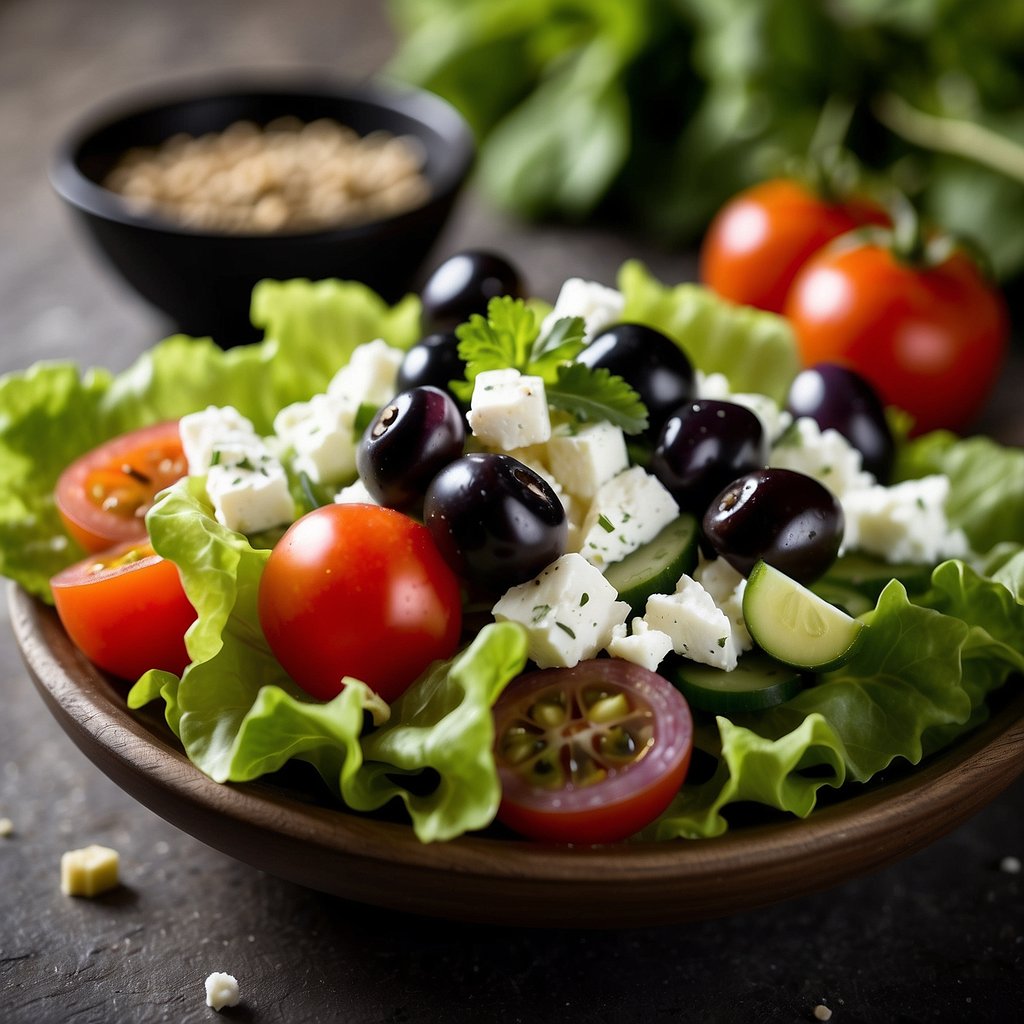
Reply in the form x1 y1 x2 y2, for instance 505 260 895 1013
424 452 567 592
420 250 525 331
576 322 695 434
396 331 467 403
356 386 465 511
785 363 895 482
650 400 767 516
702 468 844 584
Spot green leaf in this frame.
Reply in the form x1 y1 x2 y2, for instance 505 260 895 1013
618 260 800 404
453 296 541 401
545 361 648 435
527 315 586 380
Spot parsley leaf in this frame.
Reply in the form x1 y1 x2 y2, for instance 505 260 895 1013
452 297 539 401
528 315 586 380
546 362 649 435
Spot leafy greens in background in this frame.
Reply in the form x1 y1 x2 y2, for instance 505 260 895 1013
1 270 1022 843
387 0 1024 283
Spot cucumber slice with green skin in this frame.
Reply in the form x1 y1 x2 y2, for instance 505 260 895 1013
603 514 699 615
743 561 865 671
667 651 804 714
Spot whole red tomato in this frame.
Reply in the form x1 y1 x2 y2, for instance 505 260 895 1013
258 503 462 703
785 236 1008 435
699 179 886 314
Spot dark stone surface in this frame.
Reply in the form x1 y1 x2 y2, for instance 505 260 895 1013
1 3 1022 1022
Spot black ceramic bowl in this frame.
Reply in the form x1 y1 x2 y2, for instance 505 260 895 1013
51 75 475 346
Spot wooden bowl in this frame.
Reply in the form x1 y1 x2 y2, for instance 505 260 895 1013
10 584 1024 927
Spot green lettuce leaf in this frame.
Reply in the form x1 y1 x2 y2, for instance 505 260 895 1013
617 260 800 404
0 281 420 599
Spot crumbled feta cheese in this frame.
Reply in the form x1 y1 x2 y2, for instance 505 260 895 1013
60 844 120 897
0 817 13 838
467 368 551 450
540 277 624 341
179 405 258 473
842 474 969 564
580 466 679 567
728 392 793 445
326 338 403 410
206 450 294 535
771 417 875 497
694 371 732 400
547 421 629 500
606 618 674 671
999 855 1021 875
644 575 741 671
333 478 379 505
492 553 630 668
204 972 240 1011
274 392 358 485
693 555 752 652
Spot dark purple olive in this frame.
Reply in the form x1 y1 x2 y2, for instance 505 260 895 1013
424 453 567 592
421 250 525 331
356 386 465 511
650 400 767 516
396 331 467 403
785 363 895 482
576 323 695 433
702 468 844 584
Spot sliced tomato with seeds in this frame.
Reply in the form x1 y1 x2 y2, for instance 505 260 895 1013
493 660 693 845
50 538 196 680
55 421 186 552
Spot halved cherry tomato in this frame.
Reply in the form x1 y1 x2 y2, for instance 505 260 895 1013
51 539 196 679
699 178 887 314
785 235 1008 434
492 660 693 844
258 503 463 703
55 421 186 552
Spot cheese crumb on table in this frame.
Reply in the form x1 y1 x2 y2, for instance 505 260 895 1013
205 972 241 1011
0 817 13 837
60 844 120 897
813 1004 833 1022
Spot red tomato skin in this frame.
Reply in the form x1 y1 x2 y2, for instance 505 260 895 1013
700 179 885 314
258 504 463 703
785 241 1008 434
51 541 196 679
55 421 186 553
493 661 693 845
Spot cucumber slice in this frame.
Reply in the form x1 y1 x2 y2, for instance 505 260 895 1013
603 514 699 615
743 561 865 671
667 651 804 714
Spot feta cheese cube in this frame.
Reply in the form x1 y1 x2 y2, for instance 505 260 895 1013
606 618 674 671
771 417 875 497
540 277 625 341
841 474 969 564
547 421 629 500
60 844 120 897
728 392 793 445
492 553 630 668
333 478 379 505
205 972 241 1011
206 454 294 535
274 392 358 485
644 576 741 671
467 368 551 450
580 466 679 567
693 555 752 651
695 371 732 400
179 405 258 473
327 338 403 409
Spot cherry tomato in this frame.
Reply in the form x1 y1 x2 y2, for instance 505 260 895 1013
785 238 1008 435
258 504 463 703
51 539 196 679
55 421 187 552
699 179 886 314
492 660 693 844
